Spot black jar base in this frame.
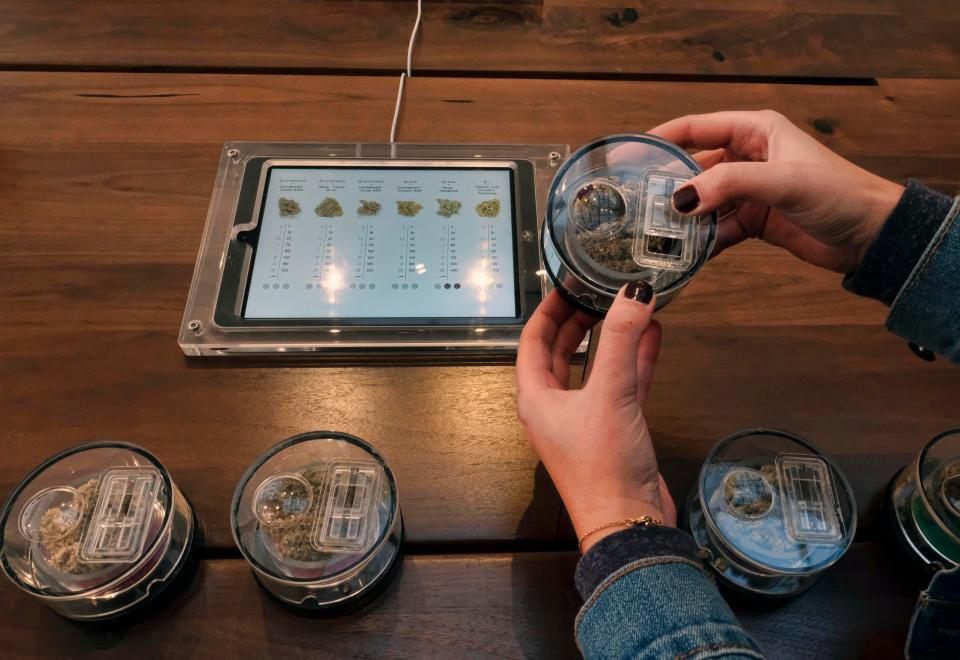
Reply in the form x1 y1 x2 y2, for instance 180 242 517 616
67 501 205 630
265 546 404 619
259 512 405 618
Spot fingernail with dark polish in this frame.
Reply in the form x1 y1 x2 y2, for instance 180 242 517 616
624 280 653 304
673 185 699 214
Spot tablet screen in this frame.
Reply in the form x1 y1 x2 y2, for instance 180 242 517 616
242 166 518 320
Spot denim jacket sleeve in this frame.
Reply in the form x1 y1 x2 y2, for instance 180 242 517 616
844 180 960 362
575 525 763 659
906 564 960 659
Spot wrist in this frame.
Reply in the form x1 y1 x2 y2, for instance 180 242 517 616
578 514 666 553
853 177 904 269
571 497 670 553
843 179 953 306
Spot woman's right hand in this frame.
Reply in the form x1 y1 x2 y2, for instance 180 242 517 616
649 110 904 274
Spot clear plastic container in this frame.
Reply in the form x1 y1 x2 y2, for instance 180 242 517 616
889 429 960 572
541 134 717 315
685 429 856 597
0 442 201 621
232 431 402 610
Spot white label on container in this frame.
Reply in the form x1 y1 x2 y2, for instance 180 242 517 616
80 468 162 563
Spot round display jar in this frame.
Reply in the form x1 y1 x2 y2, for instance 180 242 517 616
541 134 717 315
0 442 201 621
889 429 960 572
232 431 402 611
685 429 856 597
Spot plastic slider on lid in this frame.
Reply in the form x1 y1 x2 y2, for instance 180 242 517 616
80 468 162 562
315 462 382 552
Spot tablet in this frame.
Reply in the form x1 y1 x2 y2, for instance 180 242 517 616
220 160 526 325
180 143 566 357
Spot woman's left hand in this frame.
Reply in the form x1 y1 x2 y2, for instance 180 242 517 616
516 284 676 553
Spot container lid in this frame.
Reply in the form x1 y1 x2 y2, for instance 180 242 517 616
698 429 856 575
545 134 716 298
232 432 397 583
0 443 172 597
917 429 960 541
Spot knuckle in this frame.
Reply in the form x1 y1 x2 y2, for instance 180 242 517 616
603 315 638 336
760 109 786 125
775 162 813 207
709 162 740 192
551 345 573 365
515 390 535 427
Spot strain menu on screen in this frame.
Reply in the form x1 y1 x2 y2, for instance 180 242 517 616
243 166 518 320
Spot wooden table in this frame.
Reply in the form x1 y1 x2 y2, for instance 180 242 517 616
1 2 958 657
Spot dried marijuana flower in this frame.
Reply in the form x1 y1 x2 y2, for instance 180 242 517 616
397 201 424 217
436 199 462 218
357 200 382 216
278 197 302 216
475 199 501 218
579 229 640 272
315 197 344 218
38 479 98 575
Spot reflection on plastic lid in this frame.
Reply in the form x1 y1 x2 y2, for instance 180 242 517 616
19 486 85 542
253 474 313 528
232 431 402 610
686 429 856 598
777 455 842 544
0 442 200 621
541 134 717 315
314 462 382 553
889 429 960 571
81 468 162 563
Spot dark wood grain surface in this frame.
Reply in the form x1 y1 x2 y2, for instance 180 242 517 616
0 544 922 659
2 72 958 551
1 1 958 79
2 3 959 657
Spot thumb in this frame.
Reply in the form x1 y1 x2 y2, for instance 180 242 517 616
589 281 656 398
672 161 801 217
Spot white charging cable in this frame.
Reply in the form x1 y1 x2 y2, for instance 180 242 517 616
390 0 423 143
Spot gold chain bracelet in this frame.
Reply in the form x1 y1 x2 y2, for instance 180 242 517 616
577 515 662 552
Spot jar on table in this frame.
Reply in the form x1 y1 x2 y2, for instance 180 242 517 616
541 134 717 315
232 431 402 611
685 428 857 597
889 428 960 572
0 442 202 621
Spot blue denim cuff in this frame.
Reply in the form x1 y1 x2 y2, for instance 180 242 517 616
844 180 954 305
906 565 960 658
575 525 704 600
575 560 762 659
885 198 960 363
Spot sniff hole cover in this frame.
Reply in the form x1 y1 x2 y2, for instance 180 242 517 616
777 455 842 544
315 463 381 552
80 469 162 562
634 171 696 270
